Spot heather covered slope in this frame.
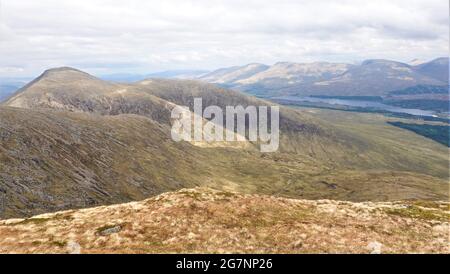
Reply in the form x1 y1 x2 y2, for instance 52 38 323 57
0 106 448 219
0 68 448 219
0 107 205 218
3 67 175 125
0 188 448 254
132 78 450 178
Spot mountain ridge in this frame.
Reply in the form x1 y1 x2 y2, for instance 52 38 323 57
195 58 448 97
3 57 446 101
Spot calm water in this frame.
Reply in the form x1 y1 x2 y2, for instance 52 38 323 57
273 96 438 117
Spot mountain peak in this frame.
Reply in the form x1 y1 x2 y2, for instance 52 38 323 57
2 67 117 108
41 67 90 77
361 59 408 67
244 63 267 67
428 57 449 65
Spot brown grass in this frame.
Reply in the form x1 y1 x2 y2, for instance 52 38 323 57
0 187 448 254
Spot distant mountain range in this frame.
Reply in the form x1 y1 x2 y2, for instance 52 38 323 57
1 58 447 103
195 58 449 97
93 57 449 98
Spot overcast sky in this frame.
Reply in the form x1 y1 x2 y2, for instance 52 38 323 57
0 0 448 77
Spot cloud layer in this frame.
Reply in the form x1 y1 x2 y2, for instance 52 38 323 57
0 0 448 77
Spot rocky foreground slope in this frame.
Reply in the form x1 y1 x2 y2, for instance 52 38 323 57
0 188 448 254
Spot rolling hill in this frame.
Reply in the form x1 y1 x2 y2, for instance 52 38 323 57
414 57 449 83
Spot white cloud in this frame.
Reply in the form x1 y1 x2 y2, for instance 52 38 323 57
0 66 24 73
0 0 448 77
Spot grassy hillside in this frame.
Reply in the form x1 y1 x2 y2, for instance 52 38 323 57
0 188 448 254
0 106 448 219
